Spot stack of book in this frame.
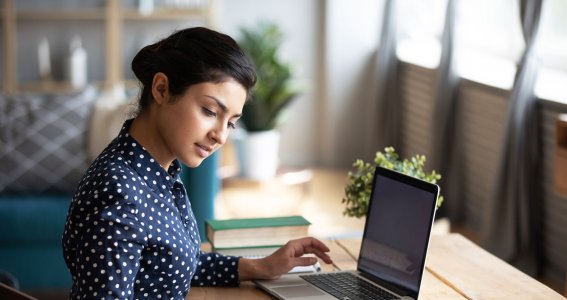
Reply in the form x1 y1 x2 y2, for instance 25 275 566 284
205 215 311 257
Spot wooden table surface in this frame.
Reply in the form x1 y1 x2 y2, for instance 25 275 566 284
188 234 564 300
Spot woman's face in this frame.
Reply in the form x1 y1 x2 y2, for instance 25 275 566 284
156 79 247 168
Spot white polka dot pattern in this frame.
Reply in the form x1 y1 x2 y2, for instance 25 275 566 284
62 119 240 299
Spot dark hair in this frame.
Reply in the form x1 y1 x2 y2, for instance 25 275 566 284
131 27 257 114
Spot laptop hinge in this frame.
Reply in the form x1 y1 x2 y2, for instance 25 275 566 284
358 270 414 297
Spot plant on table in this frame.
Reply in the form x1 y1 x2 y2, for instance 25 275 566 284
342 147 444 218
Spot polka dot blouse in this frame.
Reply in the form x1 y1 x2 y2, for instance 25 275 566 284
62 119 240 299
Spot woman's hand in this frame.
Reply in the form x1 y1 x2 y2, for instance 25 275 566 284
238 237 333 281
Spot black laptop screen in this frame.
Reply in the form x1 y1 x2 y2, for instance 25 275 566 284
358 167 437 295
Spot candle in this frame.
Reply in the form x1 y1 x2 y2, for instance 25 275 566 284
68 35 87 88
38 37 51 80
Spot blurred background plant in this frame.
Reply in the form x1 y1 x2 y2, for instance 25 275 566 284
342 147 444 218
238 21 302 132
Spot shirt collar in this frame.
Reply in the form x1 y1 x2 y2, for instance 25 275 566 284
113 119 182 193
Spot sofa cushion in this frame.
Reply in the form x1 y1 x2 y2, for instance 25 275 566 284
87 90 133 161
0 86 98 193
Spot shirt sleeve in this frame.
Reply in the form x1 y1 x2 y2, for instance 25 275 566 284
190 251 240 287
73 198 147 299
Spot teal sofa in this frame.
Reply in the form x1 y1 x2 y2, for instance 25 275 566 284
0 194 72 290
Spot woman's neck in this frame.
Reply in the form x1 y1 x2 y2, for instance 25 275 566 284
128 114 174 171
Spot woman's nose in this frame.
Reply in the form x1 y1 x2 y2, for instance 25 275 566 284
209 123 228 145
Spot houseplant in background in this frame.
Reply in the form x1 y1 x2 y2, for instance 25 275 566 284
342 147 444 218
233 22 302 180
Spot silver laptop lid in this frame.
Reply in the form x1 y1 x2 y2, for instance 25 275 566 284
357 166 439 299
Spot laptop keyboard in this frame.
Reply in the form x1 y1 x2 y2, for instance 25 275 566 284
300 272 400 300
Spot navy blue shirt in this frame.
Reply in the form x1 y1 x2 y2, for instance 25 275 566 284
62 119 240 299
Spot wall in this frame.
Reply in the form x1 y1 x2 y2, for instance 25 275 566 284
319 0 382 167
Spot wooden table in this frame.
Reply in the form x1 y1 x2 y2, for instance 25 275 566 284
188 234 564 299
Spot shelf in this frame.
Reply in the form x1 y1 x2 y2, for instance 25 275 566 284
16 80 106 94
121 8 210 21
18 80 77 93
17 9 105 21
16 8 211 22
1 0 216 94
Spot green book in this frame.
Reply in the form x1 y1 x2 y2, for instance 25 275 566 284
213 245 282 257
205 216 311 249
206 216 310 230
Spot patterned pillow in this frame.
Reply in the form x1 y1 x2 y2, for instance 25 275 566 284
0 86 98 194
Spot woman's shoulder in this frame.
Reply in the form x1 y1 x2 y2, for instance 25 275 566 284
76 149 146 201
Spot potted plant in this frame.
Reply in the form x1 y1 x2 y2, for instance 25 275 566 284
233 22 301 180
342 147 444 218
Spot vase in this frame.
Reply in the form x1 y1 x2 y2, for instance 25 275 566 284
232 129 280 180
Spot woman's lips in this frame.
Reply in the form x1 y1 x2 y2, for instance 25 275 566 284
195 144 212 158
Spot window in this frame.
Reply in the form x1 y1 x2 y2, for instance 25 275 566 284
455 0 524 89
538 0 567 70
394 0 567 103
535 0 567 103
396 0 447 68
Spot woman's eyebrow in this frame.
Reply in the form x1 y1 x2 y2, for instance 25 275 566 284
204 95 242 118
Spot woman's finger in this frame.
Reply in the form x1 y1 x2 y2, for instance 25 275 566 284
302 246 333 264
292 237 330 252
291 256 318 267
285 239 333 264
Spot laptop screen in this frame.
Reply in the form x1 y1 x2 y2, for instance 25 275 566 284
358 167 438 296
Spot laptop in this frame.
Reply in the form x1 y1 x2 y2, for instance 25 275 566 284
254 166 439 300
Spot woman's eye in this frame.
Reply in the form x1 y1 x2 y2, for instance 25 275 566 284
228 122 236 129
203 108 216 117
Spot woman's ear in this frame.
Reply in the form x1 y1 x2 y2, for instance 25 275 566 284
151 72 169 105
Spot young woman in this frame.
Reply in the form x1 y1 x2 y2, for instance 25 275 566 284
62 27 333 299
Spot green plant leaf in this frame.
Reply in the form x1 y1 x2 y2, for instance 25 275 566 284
238 22 302 132
342 147 444 218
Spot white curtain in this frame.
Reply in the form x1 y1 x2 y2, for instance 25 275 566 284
482 0 545 276
374 0 401 150
431 0 464 221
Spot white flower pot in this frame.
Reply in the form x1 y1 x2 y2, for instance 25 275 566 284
233 129 280 180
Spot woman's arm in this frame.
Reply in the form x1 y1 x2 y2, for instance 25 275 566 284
238 237 333 281
70 200 147 298
191 251 241 287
